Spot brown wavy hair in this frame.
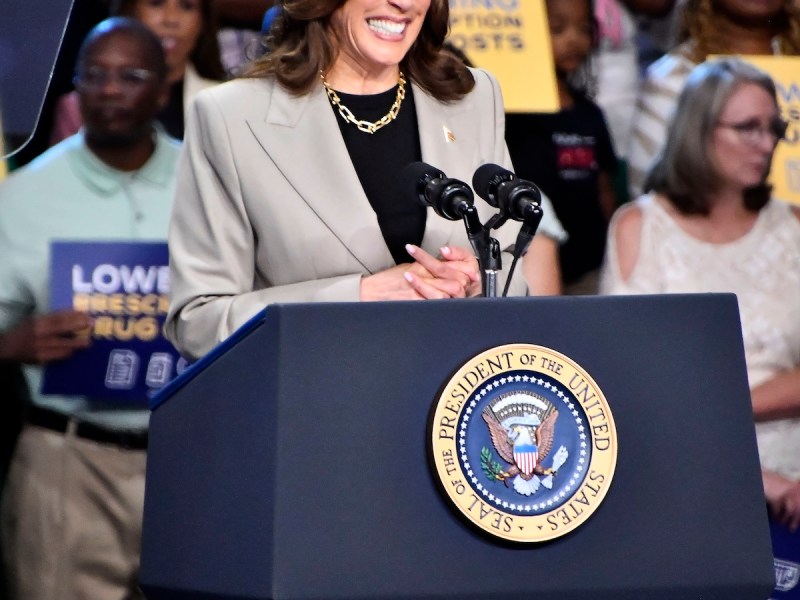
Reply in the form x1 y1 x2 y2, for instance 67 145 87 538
243 0 475 101
678 0 800 62
116 0 226 81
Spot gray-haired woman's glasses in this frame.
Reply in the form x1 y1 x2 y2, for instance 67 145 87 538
717 117 789 145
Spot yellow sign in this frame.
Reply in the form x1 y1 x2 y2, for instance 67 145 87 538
430 344 617 543
739 56 800 206
448 0 558 113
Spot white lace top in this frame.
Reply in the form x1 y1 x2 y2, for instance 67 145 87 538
601 194 800 478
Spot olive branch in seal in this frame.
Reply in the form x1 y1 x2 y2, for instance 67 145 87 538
480 446 506 482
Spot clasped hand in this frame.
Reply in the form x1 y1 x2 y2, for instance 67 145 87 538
360 244 481 301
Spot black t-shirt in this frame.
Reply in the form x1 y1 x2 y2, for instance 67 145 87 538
506 94 617 284
332 84 424 265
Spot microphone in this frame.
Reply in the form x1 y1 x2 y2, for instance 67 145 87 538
399 161 475 221
473 164 544 296
472 163 542 222
399 161 498 296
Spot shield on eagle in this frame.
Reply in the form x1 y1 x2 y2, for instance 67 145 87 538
513 431 538 477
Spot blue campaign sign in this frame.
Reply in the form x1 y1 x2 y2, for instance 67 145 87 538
41 241 185 404
771 519 800 598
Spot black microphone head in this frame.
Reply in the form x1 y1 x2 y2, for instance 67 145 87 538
472 163 514 208
435 179 474 221
398 161 474 221
398 161 445 208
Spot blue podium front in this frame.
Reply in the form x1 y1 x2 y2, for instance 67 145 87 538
141 295 773 600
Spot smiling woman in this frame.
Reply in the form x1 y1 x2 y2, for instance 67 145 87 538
163 0 568 361
325 0 431 93
247 0 474 99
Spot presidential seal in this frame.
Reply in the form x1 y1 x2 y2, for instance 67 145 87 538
430 344 617 543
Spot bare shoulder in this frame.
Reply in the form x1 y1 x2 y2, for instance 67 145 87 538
612 202 644 241
611 202 645 282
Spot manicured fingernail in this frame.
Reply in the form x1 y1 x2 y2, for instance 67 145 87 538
405 244 417 255
404 272 414 283
440 246 451 256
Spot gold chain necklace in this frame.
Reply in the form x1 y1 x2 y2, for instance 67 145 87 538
320 71 406 134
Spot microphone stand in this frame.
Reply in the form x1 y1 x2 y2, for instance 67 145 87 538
500 202 544 298
484 239 501 298
461 205 501 298
513 202 544 258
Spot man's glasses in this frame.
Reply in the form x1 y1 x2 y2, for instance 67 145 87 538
73 67 157 92
717 117 789 146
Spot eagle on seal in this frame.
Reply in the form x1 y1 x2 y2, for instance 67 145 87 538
482 406 559 482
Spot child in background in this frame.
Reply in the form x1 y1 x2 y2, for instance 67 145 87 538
506 0 618 295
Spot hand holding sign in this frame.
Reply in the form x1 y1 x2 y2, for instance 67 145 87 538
0 309 91 364
42 241 180 403
765 469 800 533
774 481 800 533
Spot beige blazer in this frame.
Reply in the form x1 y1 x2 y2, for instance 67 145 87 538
166 68 547 359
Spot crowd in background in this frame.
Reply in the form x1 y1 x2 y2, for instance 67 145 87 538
0 0 798 598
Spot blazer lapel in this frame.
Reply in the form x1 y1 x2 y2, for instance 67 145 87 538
247 81 393 273
414 82 476 252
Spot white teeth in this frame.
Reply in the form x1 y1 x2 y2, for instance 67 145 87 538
367 19 405 35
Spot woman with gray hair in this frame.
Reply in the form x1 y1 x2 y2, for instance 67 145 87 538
601 57 800 529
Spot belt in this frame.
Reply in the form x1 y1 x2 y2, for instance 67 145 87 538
27 405 148 450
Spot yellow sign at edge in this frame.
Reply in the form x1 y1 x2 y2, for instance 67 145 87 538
447 0 558 113
735 56 800 206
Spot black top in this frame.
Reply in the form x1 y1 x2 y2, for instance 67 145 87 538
332 84 424 265
506 93 617 284
158 79 185 140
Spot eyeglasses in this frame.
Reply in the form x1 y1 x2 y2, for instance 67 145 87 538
717 117 788 145
73 67 157 92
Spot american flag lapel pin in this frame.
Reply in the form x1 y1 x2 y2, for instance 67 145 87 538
443 125 456 143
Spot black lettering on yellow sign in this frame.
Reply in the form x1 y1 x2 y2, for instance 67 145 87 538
449 0 520 12
447 32 525 53
450 12 522 29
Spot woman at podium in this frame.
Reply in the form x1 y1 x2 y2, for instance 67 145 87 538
600 57 800 530
164 0 566 361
